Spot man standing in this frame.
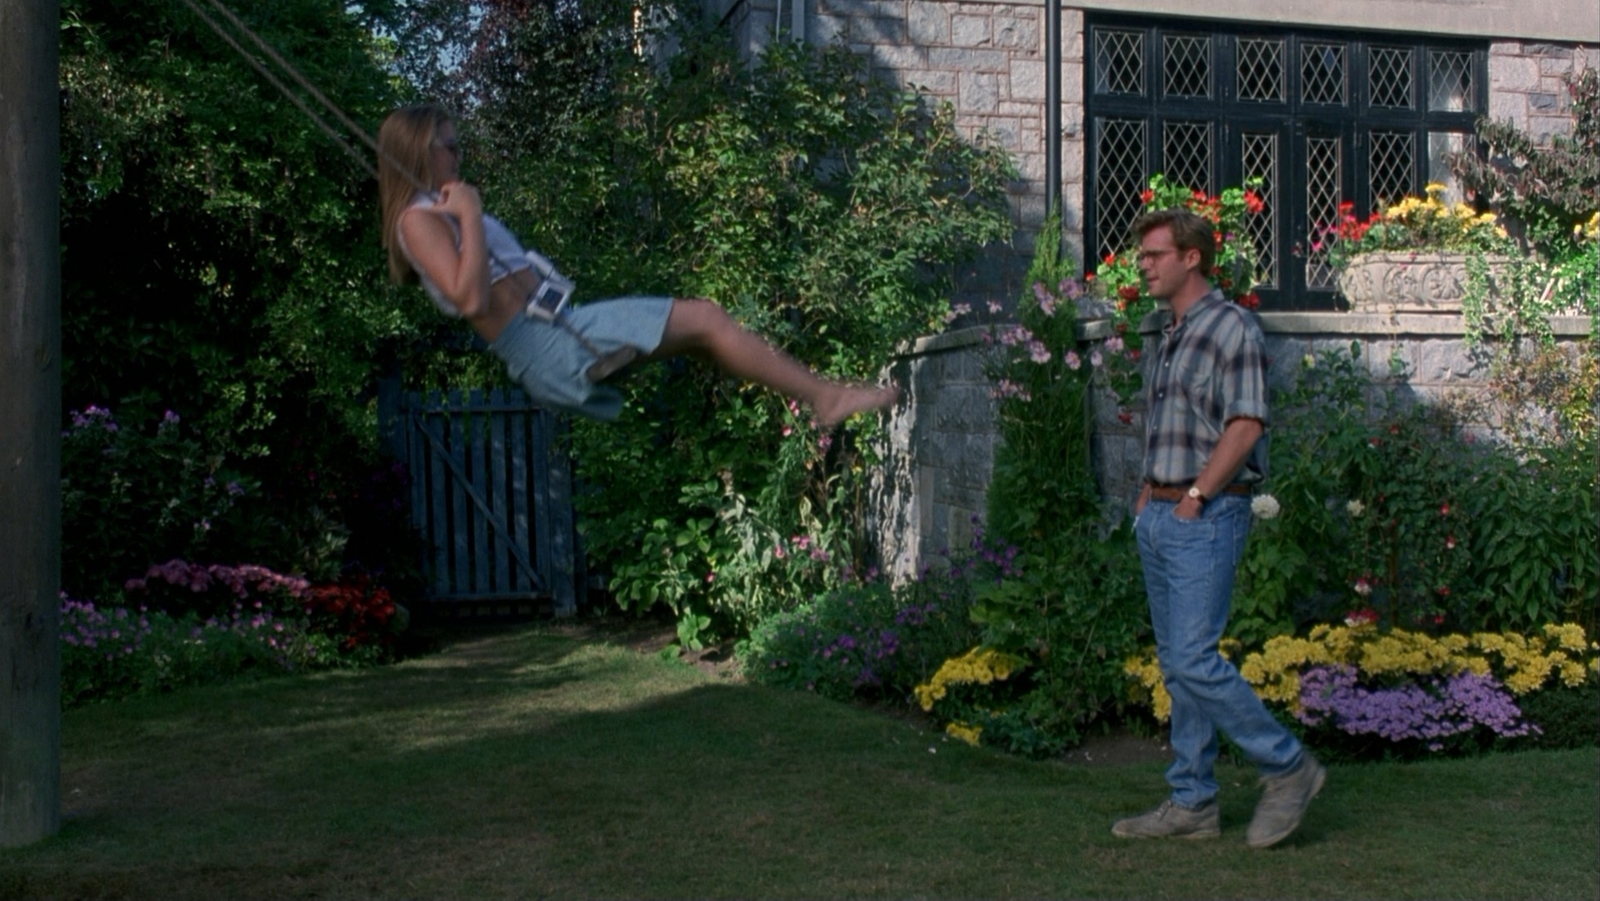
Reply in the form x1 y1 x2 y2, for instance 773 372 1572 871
1111 209 1324 849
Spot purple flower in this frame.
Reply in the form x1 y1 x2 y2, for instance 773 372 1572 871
1298 665 1538 744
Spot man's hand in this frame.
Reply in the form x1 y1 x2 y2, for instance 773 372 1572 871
1174 493 1203 520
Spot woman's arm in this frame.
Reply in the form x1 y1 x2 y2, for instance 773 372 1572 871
398 181 491 318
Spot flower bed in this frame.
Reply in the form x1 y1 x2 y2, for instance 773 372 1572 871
1124 620 1598 756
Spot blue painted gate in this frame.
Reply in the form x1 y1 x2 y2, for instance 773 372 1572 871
382 386 580 616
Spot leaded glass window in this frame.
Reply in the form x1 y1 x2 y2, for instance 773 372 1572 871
1369 47 1415 109
1086 17 1485 310
1096 29 1145 96
1164 35 1212 98
1238 38 1284 102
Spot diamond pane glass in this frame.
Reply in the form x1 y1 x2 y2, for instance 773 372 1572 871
1427 132 1470 206
1163 121 1212 195
1369 129 1415 208
1301 42 1347 105
1242 133 1279 289
1096 29 1145 96
1306 137 1342 289
1164 35 1212 98
1095 118 1149 260
1238 38 1284 102
1429 51 1476 112
1369 47 1414 109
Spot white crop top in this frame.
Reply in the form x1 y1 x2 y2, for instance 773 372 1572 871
395 194 533 318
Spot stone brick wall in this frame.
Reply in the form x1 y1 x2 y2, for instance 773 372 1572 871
1488 42 1600 142
867 328 997 581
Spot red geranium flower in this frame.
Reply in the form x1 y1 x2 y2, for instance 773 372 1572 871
1244 190 1265 214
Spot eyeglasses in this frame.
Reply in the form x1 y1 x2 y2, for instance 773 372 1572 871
1136 248 1178 263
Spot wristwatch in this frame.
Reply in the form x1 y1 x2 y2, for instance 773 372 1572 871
1186 485 1206 502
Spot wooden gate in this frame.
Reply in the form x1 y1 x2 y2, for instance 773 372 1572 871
382 386 579 616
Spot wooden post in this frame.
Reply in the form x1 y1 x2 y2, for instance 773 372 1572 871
0 0 63 848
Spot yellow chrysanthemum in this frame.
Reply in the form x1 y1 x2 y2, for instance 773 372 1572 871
914 647 1022 712
945 721 983 746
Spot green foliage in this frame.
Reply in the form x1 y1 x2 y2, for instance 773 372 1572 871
488 34 1015 640
1234 344 1599 643
58 0 440 591
963 521 1150 752
61 406 258 601
736 576 982 703
60 595 344 706
1504 680 1600 751
906 224 1151 753
983 214 1099 546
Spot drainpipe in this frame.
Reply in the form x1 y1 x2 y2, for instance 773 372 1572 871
1045 0 1061 221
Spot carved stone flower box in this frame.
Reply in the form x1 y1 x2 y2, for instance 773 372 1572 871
1336 252 1514 313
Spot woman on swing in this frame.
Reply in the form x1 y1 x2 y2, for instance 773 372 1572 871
377 103 898 425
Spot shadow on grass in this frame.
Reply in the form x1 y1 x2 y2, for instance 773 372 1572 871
4 624 1596 901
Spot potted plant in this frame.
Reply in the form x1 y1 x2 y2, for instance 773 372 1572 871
1324 184 1517 313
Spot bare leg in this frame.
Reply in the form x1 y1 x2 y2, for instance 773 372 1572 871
649 298 897 429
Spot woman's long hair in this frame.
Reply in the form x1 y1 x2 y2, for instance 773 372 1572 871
378 103 452 284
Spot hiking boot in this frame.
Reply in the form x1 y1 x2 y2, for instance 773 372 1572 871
1246 753 1327 849
1111 799 1220 840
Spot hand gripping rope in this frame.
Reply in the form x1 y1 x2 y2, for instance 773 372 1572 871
173 0 637 378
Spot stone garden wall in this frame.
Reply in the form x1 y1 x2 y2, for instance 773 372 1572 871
867 314 1596 581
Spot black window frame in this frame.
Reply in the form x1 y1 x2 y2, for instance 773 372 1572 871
1085 14 1487 311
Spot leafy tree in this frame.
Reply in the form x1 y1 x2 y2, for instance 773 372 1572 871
58 0 438 592
450 28 1017 641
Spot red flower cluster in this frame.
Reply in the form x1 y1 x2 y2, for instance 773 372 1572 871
306 575 397 650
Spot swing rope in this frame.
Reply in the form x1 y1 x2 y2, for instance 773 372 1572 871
176 0 624 368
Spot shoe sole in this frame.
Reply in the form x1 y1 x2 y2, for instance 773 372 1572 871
1112 828 1221 840
1113 825 1222 844
1246 764 1327 849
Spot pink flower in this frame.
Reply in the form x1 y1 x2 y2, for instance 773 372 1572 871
1064 351 1081 370
1345 607 1378 626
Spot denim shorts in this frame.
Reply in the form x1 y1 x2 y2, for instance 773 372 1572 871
489 296 672 421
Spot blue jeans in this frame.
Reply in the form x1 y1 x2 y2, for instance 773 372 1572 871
1136 495 1302 809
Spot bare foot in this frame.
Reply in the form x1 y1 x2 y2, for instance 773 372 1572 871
814 383 900 430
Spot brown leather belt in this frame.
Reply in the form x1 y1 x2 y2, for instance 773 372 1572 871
1147 482 1254 502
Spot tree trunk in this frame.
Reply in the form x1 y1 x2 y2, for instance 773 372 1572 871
0 0 62 849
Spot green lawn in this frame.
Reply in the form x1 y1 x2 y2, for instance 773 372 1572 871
2 624 1595 900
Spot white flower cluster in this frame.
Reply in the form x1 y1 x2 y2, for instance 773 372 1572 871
1251 493 1281 519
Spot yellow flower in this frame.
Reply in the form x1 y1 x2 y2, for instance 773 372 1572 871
1575 212 1599 240
914 647 1023 712
945 721 983 746
1425 182 1447 196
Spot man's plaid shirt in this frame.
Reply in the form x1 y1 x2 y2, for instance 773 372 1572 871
1141 289 1269 486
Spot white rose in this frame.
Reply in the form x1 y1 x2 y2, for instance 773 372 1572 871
1251 494 1281 519
1346 499 1365 517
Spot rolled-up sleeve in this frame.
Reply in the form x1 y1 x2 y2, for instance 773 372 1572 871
1220 318 1270 427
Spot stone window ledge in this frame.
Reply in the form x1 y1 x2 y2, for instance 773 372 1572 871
895 312 1593 358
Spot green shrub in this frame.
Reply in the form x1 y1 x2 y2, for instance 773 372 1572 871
737 573 981 704
507 35 1016 645
59 597 341 706
1234 344 1598 643
61 406 257 601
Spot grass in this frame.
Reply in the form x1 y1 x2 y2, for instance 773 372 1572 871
2 623 1595 900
